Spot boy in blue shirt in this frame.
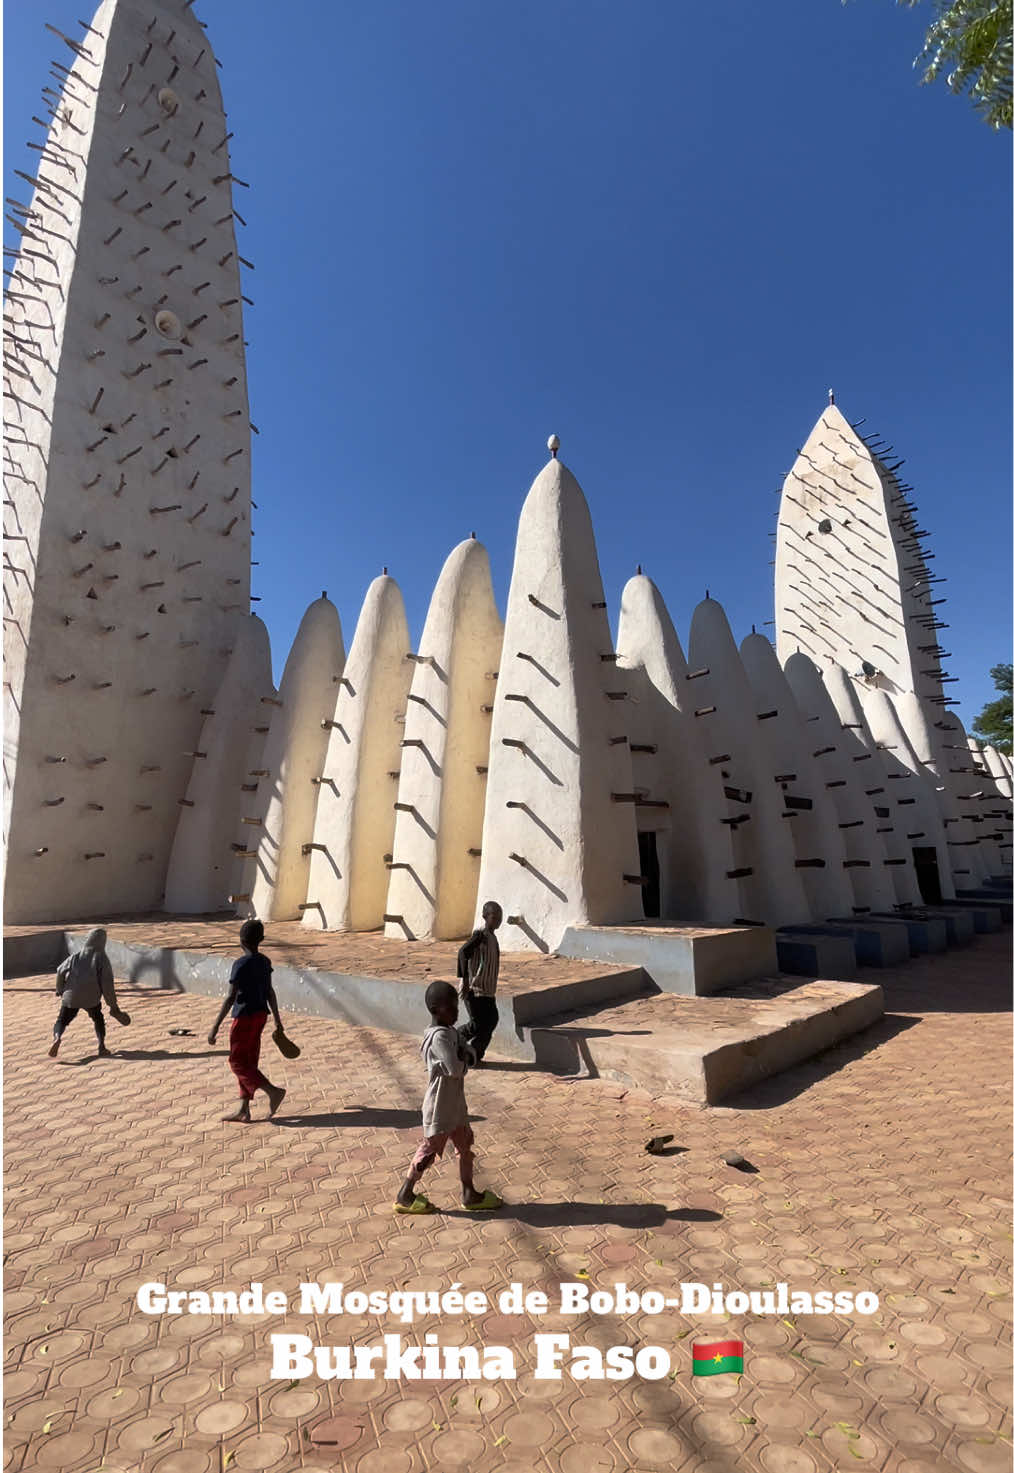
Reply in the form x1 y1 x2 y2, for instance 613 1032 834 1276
208 919 286 1123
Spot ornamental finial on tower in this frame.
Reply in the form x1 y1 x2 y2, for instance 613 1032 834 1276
547 433 560 458
828 388 835 405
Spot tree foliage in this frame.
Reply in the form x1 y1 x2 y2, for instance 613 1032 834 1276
972 662 1013 754
904 0 1013 129
850 2 1014 128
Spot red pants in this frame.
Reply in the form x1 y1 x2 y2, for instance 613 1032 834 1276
410 1125 475 1183
229 1011 270 1100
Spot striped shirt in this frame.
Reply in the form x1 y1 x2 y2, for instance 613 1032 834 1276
458 927 500 998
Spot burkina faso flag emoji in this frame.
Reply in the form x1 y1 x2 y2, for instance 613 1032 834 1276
692 1339 744 1376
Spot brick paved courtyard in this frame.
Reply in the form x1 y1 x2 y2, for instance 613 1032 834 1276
4 931 1011 1473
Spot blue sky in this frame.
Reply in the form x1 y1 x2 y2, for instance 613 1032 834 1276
5 0 1011 723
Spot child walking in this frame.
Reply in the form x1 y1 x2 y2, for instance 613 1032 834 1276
456 900 502 1063
395 980 502 1215
208 919 286 1123
49 928 125 1058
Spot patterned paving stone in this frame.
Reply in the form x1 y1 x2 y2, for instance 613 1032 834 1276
560 1441 621 1472
3 928 1011 1473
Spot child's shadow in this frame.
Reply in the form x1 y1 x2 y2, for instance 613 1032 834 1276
55 1049 219 1066
447 1201 722 1227
272 1107 486 1129
112 1048 228 1060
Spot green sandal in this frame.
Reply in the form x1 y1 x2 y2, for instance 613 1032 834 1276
464 1190 504 1212
394 1194 436 1215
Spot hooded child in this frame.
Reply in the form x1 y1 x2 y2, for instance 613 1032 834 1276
49 927 127 1058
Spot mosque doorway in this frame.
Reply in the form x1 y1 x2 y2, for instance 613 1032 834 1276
912 846 943 904
638 831 661 919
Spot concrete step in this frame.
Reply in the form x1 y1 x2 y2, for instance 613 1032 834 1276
557 922 777 997
955 891 1013 922
868 913 948 955
524 975 884 1104
776 931 857 980
937 904 1002 935
789 921 909 968
911 907 976 945
3 929 67 977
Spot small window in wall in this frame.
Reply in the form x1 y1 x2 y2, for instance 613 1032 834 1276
638 831 661 919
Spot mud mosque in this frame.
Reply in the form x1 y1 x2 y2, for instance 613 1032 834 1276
5 0 1011 1001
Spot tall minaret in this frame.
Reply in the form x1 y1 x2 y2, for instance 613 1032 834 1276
774 404 987 885
3 1 253 922
774 403 946 706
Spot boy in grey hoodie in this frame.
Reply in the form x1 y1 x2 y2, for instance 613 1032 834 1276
49 928 127 1058
394 980 503 1215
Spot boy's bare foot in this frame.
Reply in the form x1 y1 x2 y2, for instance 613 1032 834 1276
222 1105 252 1123
97 1045 112 1058
48 1038 60 1058
266 1085 286 1117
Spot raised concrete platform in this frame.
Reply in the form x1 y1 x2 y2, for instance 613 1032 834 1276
946 904 1002 934
917 907 976 946
4 918 883 1105
3 926 647 1063
526 975 885 1104
556 921 778 996
776 929 857 979
1 927 67 976
869 912 948 955
791 920 910 967
954 891 1014 922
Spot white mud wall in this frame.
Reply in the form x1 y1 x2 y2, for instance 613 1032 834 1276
245 596 344 920
164 613 274 912
385 539 503 940
476 456 642 954
739 633 853 920
304 576 412 932
616 574 739 924
889 693 988 889
4 0 254 921
686 598 810 928
857 686 957 900
783 654 898 914
823 664 923 908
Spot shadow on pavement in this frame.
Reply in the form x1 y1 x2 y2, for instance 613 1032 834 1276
444 1201 723 1227
111 1048 228 1060
874 972 1013 1015
721 1013 920 1109
476 1060 541 1073
272 1107 485 1129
